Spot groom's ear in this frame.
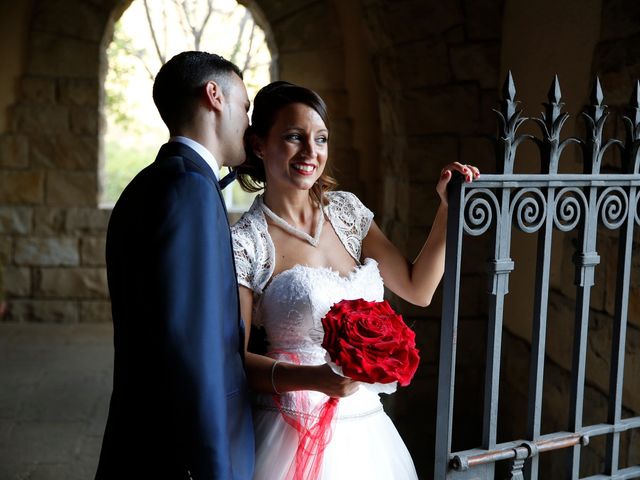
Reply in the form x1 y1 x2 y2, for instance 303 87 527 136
204 81 224 112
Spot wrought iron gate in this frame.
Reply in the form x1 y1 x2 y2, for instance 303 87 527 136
434 72 640 479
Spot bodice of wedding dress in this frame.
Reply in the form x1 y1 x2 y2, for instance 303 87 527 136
259 258 384 362
254 258 385 416
231 191 382 415
232 191 374 296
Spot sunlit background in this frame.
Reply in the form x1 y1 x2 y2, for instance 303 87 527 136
102 0 273 209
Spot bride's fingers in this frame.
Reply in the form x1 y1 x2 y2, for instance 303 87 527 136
440 163 481 183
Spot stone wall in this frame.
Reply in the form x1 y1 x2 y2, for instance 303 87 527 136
356 0 504 472
0 0 131 323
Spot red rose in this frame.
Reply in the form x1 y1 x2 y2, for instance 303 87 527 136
321 299 420 387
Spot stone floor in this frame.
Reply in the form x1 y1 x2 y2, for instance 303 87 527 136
0 323 113 480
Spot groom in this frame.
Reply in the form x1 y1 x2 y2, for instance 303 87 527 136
95 52 254 479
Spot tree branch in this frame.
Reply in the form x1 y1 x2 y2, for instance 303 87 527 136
143 0 165 65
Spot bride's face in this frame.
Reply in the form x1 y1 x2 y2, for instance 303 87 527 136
256 102 328 193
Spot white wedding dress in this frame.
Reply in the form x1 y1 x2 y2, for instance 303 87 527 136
232 191 418 480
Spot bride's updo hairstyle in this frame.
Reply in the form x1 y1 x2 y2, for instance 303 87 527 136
236 81 337 205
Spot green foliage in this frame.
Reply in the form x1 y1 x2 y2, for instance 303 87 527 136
105 24 138 131
102 139 155 205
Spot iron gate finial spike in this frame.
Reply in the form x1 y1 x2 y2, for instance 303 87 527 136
504 70 516 102
548 74 562 104
591 76 604 107
630 80 640 130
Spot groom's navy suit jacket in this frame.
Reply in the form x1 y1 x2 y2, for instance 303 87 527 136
95 142 254 479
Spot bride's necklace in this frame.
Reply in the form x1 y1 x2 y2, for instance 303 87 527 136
259 196 324 247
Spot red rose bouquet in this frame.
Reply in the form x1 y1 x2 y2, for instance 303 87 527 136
321 298 420 392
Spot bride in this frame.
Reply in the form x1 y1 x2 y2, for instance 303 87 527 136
231 81 479 479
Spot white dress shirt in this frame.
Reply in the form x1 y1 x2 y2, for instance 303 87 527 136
169 136 220 180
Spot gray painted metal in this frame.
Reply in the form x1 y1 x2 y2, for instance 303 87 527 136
434 72 640 479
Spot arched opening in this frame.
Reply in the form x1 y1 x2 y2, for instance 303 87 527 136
100 0 276 210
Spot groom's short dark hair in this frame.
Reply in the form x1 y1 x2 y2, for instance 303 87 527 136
153 51 243 132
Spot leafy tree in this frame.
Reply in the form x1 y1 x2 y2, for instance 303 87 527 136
103 0 270 207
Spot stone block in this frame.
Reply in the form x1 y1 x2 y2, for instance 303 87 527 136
444 25 465 44
629 427 640 465
329 147 359 181
66 208 111 234
388 40 450 89
20 76 57 103
460 136 496 174
408 182 441 227
36 267 108 299
3 267 31 297
0 207 33 235
315 89 350 118
46 171 97 207
279 48 345 90
31 133 98 170
80 237 106 266
31 0 108 42
14 238 79 266
6 300 79 323
405 136 459 182
0 237 11 264
28 32 100 78
272 1 341 52
464 0 504 40
450 42 500 89
623 324 640 413
242 0 320 23
403 85 481 135
600 0 640 41
376 0 463 44
0 171 45 205
33 207 67 235
58 78 99 107
479 88 499 136
79 300 112 323
394 178 410 224
0 134 29 168
12 104 69 135
546 290 577 372
70 106 99 135
327 117 353 149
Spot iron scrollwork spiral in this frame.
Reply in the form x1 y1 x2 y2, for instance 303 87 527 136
554 187 587 232
635 190 640 227
463 189 499 236
510 188 547 233
597 186 629 230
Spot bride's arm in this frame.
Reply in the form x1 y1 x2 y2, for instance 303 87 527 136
239 286 359 397
361 162 479 307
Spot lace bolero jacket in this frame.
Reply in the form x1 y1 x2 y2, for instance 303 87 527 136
231 191 374 296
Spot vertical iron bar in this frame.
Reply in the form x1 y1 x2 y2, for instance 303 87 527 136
568 189 599 480
482 187 513 460
435 174 465 480
604 188 634 474
525 185 555 480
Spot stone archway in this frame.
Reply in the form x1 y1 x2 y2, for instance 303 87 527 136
0 0 370 323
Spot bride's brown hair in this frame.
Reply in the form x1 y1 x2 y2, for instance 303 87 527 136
235 81 337 205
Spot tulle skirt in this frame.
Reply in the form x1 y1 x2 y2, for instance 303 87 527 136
251 386 418 480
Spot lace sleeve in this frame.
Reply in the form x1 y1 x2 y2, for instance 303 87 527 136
231 221 256 291
325 191 374 262
230 198 275 295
